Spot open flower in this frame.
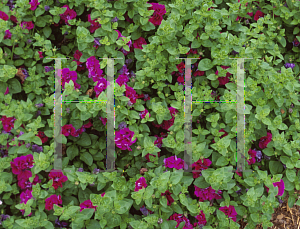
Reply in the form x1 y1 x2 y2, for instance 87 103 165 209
265 179 285 196
115 127 137 151
219 205 237 222
48 171 68 190
191 158 212 178
0 11 9 21
29 0 40 11
164 155 185 170
135 177 147 192
79 200 97 212
161 190 174 206
148 2 166 26
254 10 264 21
45 195 62 211
259 131 272 149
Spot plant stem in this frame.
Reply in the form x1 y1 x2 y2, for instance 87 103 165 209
11 41 15 61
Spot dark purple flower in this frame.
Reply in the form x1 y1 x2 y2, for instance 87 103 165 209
284 63 295 69
293 38 300 47
111 17 119 22
32 144 43 153
125 59 133 65
236 189 242 195
94 38 101 46
289 108 293 113
45 66 54 72
127 101 133 107
27 39 32 44
26 143 31 148
77 168 84 172
232 50 239 55
118 121 127 130
35 103 44 108
35 110 41 118
93 168 100 174
44 5 50 11
277 196 284 204
264 154 271 160
255 149 262 162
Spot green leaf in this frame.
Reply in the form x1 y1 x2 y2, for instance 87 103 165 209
102 22 112 31
269 161 283 175
18 132 35 141
66 145 79 160
77 132 91 147
43 27 52 38
198 58 213 71
276 36 286 47
14 47 24 55
7 78 21 94
215 156 229 166
286 169 296 182
114 199 133 214
169 170 183 185
80 152 93 166
35 7 45 17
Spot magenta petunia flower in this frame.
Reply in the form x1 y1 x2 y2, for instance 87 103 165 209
79 200 97 212
60 5 77 26
61 68 81 90
11 154 34 176
254 10 264 21
29 0 40 11
168 213 194 229
219 205 237 222
0 11 9 21
4 30 11 39
4 86 9 95
194 210 207 227
247 148 257 165
161 190 174 206
86 56 104 82
265 179 285 196
45 194 62 211
100 117 107 126
134 177 147 192
133 37 147 49
148 2 166 26
215 66 232 86
20 21 34 30
194 185 222 202
115 127 137 151
191 158 212 178
259 132 272 149
88 14 101 33
62 124 77 137
48 171 68 190
38 51 43 59
94 77 109 97
164 155 185 170
139 109 150 119
1 115 16 132
116 74 129 86
20 189 33 204
125 84 139 104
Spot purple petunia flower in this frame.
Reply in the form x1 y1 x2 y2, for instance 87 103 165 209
284 63 295 69
32 144 43 153
125 59 133 65
232 50 239 55
77 168 84 172
35 103 44 108
26 143 31 148
45 66 54 72
118 121 127 130
44 5 50 11
94 38 101 46
111 17 119 22
35 110 41 118
93 168 100 174
293 38 300 47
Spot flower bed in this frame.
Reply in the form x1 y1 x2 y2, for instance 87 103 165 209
0 0 300 228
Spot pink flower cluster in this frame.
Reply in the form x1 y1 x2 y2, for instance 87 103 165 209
164 155 185 170
73 50 85 72
115 127 137 151
19 189 34 216
45 194 62 211
134 176 147 192
168 212 207 229
29 0 40 11
265 179 285 196
88 14 101 33
4 30 11 40
62 120 93 138
161 190 174 206
11 154 41 190
215 66 233 86
80 199 98 212
60 5 77 26
62 68 81 90
133 37 147 50
48 171 68 190
20 21 34 30
139 109 150 119
194 185 222 202
259 131 272 149
115 29 133 56
148 2 166 26
247 148 257 165
152 107 179 131
86 56 109 98
0 11 9 21
191 158 212 178
219 205 238 222
0 116 16 132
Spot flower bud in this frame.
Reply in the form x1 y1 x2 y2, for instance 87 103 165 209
158 218 163 224
75 181 79 185
289 108 293 113
137 146 141 150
